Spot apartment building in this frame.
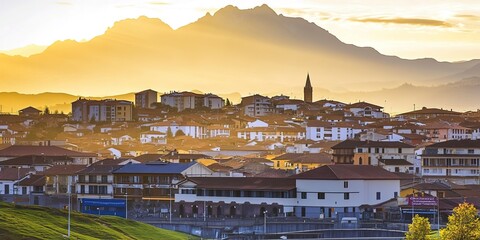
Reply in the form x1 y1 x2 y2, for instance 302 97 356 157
135 89 158 109
72 98 133 122
160 92 224 112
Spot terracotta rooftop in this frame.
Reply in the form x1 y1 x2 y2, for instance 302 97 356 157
17 174 45 186
185 177 296 190
0 145 96 157
0 168 33 180
293 165 402 180
42 165 87 175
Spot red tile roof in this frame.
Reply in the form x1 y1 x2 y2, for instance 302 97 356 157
186 177 296 190
0 145 96 157
0 168 32 180
17 174 45 186
293 165 402 180
42 165 87 175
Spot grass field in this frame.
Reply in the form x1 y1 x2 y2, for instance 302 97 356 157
0 202 195 240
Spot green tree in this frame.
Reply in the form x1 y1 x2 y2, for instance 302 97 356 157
226 98 231 106
405 214 431 240
44 107 50 115
441 202 480 240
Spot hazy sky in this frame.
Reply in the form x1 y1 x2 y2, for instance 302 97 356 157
1 0 480 61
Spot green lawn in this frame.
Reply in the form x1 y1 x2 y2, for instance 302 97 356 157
0 202 195 240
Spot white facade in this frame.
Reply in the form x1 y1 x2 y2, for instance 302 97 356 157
150 123 205 139
306 126 361 141
140 132 167 144
295 179 400 218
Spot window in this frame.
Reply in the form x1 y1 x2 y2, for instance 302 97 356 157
344 207 348 213
344 193 350 200
376 192 381 200
318 192 325 199
468 149 474 154
80 185 85 194
394 192 398 198
301 192 307 199
344 181 349 188
359 157 363 165
357 148 363 153
398 148 402 153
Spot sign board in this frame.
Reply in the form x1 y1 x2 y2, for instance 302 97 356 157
408 196 438 206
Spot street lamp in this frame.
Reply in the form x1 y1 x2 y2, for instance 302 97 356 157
264 210 268 234
97 207 100 216
125 191 128 220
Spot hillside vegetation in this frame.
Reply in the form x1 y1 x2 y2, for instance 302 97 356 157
0 202 194 240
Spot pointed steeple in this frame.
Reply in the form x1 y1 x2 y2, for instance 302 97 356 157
304 73 313 103
305 73 312 88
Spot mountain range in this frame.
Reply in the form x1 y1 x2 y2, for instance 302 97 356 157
0 4 479 113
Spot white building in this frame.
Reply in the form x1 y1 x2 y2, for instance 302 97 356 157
345 102 389 119
150 121 205 139
293 165 401 218
306 121 362 141
421 139 480 184
140 131 167 144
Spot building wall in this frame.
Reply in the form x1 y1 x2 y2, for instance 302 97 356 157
295 179 399 218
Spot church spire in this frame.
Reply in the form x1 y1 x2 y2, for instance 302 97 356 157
305 73 312 88
304 73 313 103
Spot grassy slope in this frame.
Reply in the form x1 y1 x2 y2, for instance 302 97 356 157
0 202 194 240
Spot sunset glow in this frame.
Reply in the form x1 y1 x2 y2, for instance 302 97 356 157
1 0 480 61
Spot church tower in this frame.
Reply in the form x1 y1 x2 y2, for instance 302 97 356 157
304 73 313 103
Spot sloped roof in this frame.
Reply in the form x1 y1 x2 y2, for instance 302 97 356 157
426 139 480 148
17 175 45 186
42 165 87 175
113 162 196 174
379 159 413 166
331 140 414 149
0 168 32 180
0 145 96 157
0 155 74 166
293 165 402 180
185 177 296 190
77 164 123 174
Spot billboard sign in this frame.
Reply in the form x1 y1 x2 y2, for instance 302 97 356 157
408 196 438 206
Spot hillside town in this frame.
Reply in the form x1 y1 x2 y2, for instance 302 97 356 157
2 74 480 237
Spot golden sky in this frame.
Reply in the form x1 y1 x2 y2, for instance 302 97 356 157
0 0 480 61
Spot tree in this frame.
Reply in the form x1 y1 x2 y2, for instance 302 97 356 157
44 106 50 115
405 214 431 240
226 98 231 106
175 129 185 137
166 127 173 138
441 202 480 240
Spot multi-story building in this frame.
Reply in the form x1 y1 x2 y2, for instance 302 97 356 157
306 121 362 141
240 94 273 117
421 139 480 184
76 164 123 199
175 177 297 218
293 165 401 218
331 140 415 173
135 89 158 109
174 165 401 219
44 165 87 195
112 162 213 201
72 98 133 122
160 92 224 112
345 102 389 118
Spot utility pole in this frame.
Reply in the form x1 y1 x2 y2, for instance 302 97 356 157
68 177 71 238
125 191 128 220
264 210 268 234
